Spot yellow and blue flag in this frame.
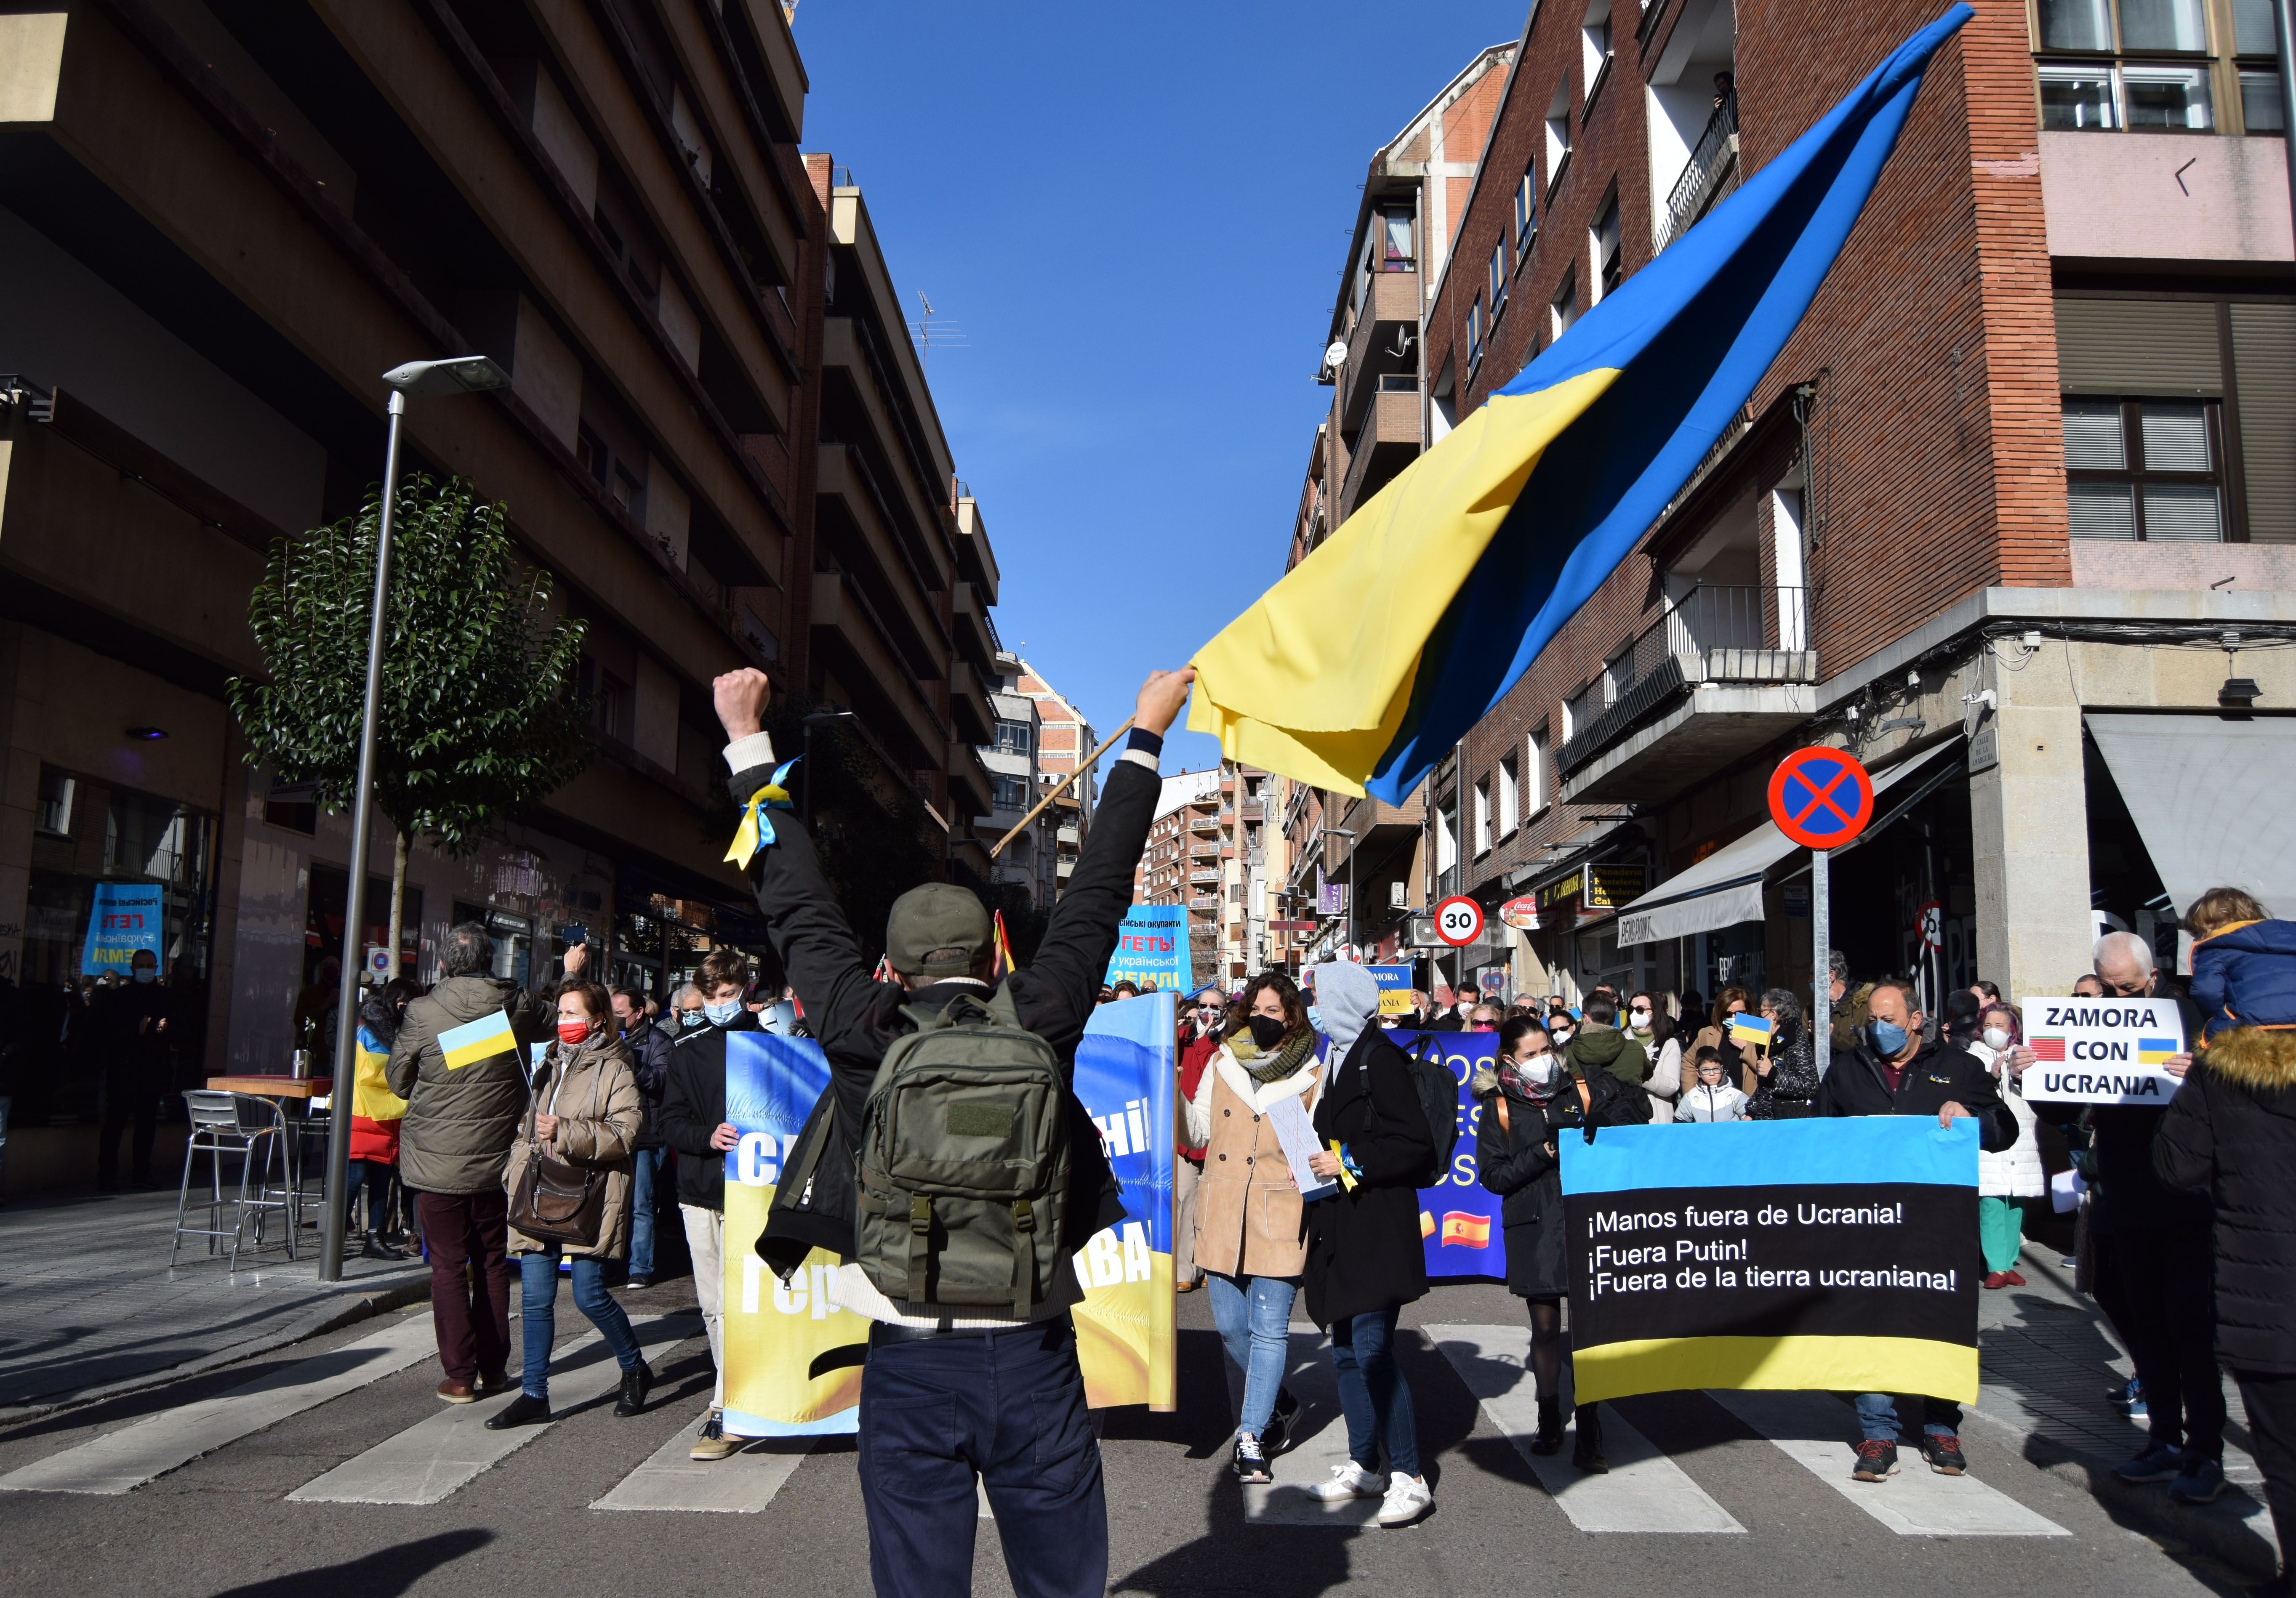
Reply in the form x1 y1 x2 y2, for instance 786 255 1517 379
725 759 800 869
1189 8 1971 802
2136 1037 2179 1065
438 1008 516 1071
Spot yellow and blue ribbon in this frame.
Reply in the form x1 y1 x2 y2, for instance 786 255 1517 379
725 759 799 868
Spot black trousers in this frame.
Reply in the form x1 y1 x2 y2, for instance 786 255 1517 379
858 1316 1105 1598
97 1067 160 1184
2108 1224 2225 1458
2235 1370 2296 1579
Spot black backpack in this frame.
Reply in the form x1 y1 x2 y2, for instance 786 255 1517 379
1397 1035 1463 1188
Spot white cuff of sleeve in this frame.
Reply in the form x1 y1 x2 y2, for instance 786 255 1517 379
1118 747 1159 772
722 731 777 773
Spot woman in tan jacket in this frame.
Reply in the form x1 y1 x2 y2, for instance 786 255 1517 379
1185 971 1323 1484
487 980 648 1430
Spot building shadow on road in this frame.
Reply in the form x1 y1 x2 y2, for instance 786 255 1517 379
205 1529 493 1598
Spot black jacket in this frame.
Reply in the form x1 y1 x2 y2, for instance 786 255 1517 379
741 750 1152 1279
626 1019 674 1150
1476 1066 1651 1298
1748 1021 1821 1119
656 1011 762 1210
2155 1026 2296 1373
1303 1028 1435 1325
1817 1035 2019 1153
2089 987 2213 1237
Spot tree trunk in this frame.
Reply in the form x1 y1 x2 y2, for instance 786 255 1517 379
388 825 409 981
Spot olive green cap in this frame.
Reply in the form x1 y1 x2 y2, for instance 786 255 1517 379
885 883 993 978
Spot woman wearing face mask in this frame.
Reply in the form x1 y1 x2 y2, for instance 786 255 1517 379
490 980 649 1430
1467 1004 1502 1032
1185 971 1322 1483
1626 990 1683 1123
1745 989 1821 1120
1545 1004 1578 1053
1968 1002 2042 1287
1474 1015 1652 1468
1691 986 1752 1095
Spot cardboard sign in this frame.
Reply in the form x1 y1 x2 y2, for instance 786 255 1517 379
1105 905 1190 991
1368 963 1417 1016
2019 997 2186 1105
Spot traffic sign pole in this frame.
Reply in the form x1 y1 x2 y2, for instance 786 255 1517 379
1813 846 1830 1074
1767 746 1874 1076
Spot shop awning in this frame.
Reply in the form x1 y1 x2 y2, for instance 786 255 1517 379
2086 714 2296 918
1614 742 1963 947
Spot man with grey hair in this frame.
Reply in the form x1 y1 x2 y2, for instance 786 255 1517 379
2027 930 2221 1501
387 920 555 1403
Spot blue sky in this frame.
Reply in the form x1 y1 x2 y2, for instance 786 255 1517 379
794 2 1521 772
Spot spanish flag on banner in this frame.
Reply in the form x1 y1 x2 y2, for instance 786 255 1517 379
1187 9 1970 803
438 1009 517 1071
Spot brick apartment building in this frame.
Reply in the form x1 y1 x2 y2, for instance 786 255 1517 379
976 649 1093 914
1377 0 2296 1015
1013 657 1095 896
0 0 1015 1189
1131 762 1285 989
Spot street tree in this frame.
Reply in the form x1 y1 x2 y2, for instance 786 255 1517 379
228 475 590 980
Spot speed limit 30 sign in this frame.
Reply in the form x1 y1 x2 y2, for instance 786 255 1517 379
1434 895 1484 947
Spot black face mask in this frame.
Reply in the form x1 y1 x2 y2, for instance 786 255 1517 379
1247 1014 1287 1050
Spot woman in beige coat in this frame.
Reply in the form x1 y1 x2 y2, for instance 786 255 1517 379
1185 971 1324 1484
487 980 649 1430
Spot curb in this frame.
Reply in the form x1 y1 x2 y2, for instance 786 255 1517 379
2043 1453 2282 1581
0 1273 431 1428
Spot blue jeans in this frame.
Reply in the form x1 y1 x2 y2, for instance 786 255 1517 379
858 1317 1104 1598
1855 1390 1963 1443
1331 1308 1419 1479
1206 1273 1295 1438
628 1147 665 1277
517 1250 642 1401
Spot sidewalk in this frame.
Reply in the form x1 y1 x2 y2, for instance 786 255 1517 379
1971 1239 2280 1582
0 1185 429 1417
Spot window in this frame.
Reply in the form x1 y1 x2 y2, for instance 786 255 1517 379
1602 643 1635 703
993 774 1031 811
993 718 1033 756
1564 680 1597 737
1545 82 1574 191
578 657 633 744
1498 755 1519 837
1489 242 1509 319
1468 294 1486 370
1552 270 1580 339
1515 168 1538 259
36 766 75 836
263 782 317 836
1583 0 1614 112
1436 799 1459 876
2062 398 2227 540
1591 195 1623 301
2032 0 2275 133
576 424 610 487
1527 731 1550 817
1474 777 1492 855
1380 205 1415 268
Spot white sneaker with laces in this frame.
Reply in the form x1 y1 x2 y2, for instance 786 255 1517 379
1377 1471 1433 1526
1306 1462 1385 1501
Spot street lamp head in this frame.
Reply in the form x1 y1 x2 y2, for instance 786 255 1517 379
382 356 511 396
804 708 857 726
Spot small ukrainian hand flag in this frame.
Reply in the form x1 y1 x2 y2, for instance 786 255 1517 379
725 759 800 869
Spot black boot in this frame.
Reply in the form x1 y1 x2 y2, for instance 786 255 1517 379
485 1391 551 1430
614 1360 653 1417
1529 1395 1564 1456
1572 1403 1607 1473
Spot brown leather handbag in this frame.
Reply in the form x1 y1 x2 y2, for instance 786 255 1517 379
507 1055 606 1247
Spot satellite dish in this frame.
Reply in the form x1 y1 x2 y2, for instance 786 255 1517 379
1323 339 1348 372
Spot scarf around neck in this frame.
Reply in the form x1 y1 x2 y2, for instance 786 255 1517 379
1231 1027 1316 1085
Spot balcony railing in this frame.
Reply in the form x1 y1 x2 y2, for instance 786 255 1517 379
1556 582 1814 774
1191 868 1222 884
1659 90 1739 252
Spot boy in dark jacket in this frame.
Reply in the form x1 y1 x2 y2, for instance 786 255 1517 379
1817 977 2015 1481
2186 887 2296 1042
715 663 1190 1598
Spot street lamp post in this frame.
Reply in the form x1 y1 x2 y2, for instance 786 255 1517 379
321 356 509 1285
801 707 856 824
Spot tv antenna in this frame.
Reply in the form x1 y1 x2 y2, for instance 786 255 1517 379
909 292 967 373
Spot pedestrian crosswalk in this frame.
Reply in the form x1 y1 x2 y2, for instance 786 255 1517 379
3 1304 2080 1539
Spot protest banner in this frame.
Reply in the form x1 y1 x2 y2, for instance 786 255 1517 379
1561 1117 1980 1405
82 881 164 975
1106 905 1189 991
1385 1030 1503 1278
1368 963 1415 1016
2019 997 2187 1105
720 994 1178 1435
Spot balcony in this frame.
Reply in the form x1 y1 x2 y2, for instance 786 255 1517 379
1338 387 1420 522
1191 868 1222 885
1340 266 1422 431
1555 583 1817 804
1057 824 1080 846
1190 843 1220 860
1189 896 1218 912
1188 813 1220 834
950 659 994 744
1658 89 1739 252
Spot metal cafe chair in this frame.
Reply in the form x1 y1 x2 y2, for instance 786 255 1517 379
169 1090 296 1270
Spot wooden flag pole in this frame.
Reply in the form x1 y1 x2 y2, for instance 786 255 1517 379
989 716 1135 859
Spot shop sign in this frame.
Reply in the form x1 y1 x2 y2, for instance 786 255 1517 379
1541 871 1583 908
1584 863 1647 909
1499 895 1541 931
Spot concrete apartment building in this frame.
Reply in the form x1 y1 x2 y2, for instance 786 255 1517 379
1134 768 1220 986
979 648 1057 912
1397 0 2296 1015
0 0 1007 1188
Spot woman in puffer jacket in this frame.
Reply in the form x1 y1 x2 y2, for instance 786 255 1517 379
489 980 648 1432
1969 1002 2043 1287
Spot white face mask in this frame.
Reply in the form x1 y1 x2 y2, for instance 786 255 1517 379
1550 1024 1574 1043
1628 1008 1651 1028
1982 1026 2011 1052
1518 1054 1558 1087
1454 1001 1474 1018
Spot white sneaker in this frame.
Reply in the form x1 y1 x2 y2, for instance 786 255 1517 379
1306 1461 1385 1501
1377 1471 1433 1527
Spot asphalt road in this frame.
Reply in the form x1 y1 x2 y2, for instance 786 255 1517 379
0 1275 2244 1598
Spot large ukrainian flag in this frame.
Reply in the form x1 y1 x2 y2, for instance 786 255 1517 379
1189 8 1971 803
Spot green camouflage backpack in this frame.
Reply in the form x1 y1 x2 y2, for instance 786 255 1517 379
854 989 1071 1317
